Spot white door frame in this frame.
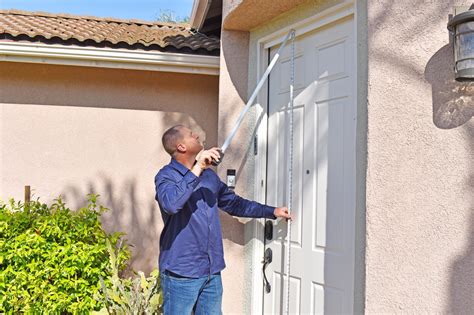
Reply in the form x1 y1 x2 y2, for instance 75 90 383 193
250 1 357 313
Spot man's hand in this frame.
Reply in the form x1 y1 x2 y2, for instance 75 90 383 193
191 148 221 176
274 207 292 220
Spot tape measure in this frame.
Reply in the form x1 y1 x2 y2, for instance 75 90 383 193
284 29 296 315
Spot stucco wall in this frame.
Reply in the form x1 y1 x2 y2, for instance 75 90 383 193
0 61 219 275
217 3 252 312
366 1 474 313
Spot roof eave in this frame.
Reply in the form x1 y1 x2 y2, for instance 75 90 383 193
0 41 220 75
223 0 308 31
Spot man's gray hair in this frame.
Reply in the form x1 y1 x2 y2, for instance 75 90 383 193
162 125 185 156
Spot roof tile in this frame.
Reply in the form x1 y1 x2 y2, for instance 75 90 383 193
0 9 220 55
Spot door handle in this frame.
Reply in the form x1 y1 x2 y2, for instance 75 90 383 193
262 248 272 293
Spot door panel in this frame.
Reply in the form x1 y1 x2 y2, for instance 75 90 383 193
263 17 356 315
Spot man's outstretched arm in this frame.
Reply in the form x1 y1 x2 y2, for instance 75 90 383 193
217 179 291 220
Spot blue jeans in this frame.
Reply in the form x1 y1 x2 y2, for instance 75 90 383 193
160 270 223 315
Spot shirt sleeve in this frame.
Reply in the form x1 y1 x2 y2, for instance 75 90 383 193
155 169 200 215
217 177 276 219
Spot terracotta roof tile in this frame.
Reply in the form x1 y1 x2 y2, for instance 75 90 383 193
0 9 220 55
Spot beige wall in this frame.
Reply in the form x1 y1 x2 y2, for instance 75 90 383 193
366 1 474 313
217 2 252 313
0 61 219 275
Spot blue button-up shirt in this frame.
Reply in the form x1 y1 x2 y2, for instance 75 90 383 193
154 158 276 278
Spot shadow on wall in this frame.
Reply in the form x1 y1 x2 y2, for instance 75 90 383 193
61 175 161 276
449 123 474 314
425 42 474 314
425 44 474 129
221 30 250 103
218 29 253 184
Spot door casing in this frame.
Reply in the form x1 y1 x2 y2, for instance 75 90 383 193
248 1 358 313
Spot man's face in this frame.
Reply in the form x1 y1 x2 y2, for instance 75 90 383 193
177 127 203 155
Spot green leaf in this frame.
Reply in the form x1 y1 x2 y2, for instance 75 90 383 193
139 272 148 291
149 294 160 306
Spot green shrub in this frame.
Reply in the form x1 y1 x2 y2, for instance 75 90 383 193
0 195 130 313
93 239 163 314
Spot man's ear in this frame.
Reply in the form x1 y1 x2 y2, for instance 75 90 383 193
176 143 186 153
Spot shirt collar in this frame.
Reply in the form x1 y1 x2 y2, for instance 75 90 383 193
170 158 191 175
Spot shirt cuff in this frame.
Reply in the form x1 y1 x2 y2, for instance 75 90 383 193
264 205 277 220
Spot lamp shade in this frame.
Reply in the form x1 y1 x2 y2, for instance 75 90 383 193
448 10 474 81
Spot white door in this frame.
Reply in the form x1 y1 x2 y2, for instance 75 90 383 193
263 17 356 315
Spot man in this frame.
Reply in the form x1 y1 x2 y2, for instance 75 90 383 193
154 125 290 315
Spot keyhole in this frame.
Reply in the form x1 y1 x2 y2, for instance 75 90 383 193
306 170 310 174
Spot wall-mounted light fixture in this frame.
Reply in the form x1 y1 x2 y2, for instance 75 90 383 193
448 9 474 81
